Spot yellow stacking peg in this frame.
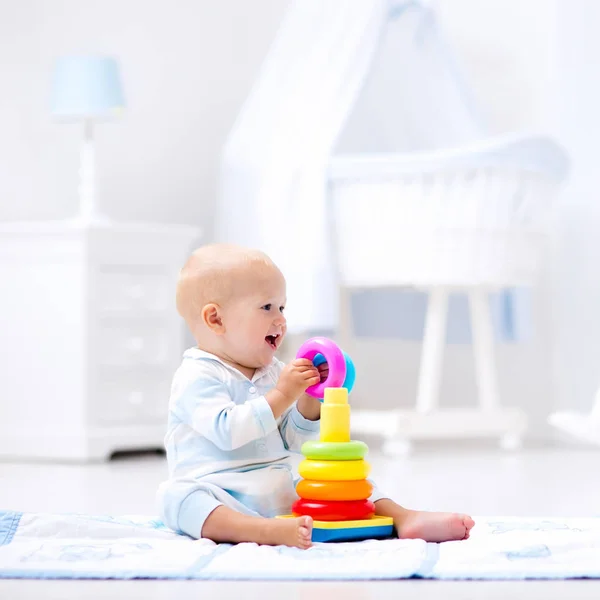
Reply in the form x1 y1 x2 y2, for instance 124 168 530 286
320 387 350 443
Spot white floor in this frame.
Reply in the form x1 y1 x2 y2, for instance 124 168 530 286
1 444 600 598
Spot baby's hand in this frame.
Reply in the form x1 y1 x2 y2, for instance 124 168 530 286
276 359 320 403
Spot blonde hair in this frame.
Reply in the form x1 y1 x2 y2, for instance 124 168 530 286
175 243 277 326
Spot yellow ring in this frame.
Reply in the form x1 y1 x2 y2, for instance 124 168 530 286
298 459 370 481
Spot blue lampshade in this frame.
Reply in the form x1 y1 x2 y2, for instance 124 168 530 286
50 55 125 120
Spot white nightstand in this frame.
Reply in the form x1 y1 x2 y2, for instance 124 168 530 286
0 221 201 461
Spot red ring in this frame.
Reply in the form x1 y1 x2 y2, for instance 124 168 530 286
292 498 375 521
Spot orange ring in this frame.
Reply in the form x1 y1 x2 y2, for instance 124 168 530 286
296 479 373 501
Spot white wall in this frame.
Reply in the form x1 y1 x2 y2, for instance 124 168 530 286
0 0 290 227
438 0 556 134
550 0 600 414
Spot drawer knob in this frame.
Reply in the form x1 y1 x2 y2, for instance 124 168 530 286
128 391 144 406
127 284 145 299
125 337 145 352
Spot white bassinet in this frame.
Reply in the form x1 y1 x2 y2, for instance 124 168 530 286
327 133 569 452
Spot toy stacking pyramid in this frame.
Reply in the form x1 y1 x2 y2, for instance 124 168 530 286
288 387 394 542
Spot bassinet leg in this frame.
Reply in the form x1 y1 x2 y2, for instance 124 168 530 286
356 285 527 456
383 286 448 456
382 287 448 456
468 288 499 411
416 287 449 413
469 287 522 450
382 287 449 455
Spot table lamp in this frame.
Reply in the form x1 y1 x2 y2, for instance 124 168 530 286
50 55 125 224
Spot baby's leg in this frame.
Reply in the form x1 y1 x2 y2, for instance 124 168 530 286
375 498 475 543
158 480 312 548
202 506 313 549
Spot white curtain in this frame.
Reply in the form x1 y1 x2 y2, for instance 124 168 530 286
217 0 387 333
336 0 484 154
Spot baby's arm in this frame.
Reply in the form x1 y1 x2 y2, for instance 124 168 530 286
175 360 319 451
276 360 324 452
176 369 280 451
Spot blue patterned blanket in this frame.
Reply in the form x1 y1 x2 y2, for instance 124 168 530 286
1 512 599 580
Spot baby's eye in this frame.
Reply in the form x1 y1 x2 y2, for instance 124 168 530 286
279 306 285 313
262 304 272 311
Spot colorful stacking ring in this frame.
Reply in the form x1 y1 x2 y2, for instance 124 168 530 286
312 351 356 397
296 337 346 399
292 498 375 522
298 459 370 481
301 440 368 461
296 479 373 502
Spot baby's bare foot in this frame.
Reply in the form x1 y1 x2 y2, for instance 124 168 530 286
396 510 474 543
262 516 313 549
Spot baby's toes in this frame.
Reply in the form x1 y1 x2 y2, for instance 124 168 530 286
301 517 313 536
298 531 312 549
298 516 313 548
463 515 475 531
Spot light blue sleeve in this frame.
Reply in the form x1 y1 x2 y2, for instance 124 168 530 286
279 403 321 453
173 369 278 451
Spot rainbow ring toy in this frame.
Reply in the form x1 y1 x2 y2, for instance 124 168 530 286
278 336 394 543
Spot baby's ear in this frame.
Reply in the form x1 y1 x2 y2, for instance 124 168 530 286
201 303 225 334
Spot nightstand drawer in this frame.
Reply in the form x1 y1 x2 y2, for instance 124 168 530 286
95 268 172 314
96 322 173 367
0 221 200 460
92 371 171 424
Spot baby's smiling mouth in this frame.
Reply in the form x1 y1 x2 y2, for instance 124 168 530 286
265 334 280 349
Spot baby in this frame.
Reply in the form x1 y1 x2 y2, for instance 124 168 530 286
157 244 474 548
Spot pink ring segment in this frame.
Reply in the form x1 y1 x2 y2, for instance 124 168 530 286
295 337 346 398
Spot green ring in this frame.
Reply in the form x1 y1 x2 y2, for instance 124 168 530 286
301 440 368 461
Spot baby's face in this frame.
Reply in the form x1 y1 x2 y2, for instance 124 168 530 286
221 265 287 369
